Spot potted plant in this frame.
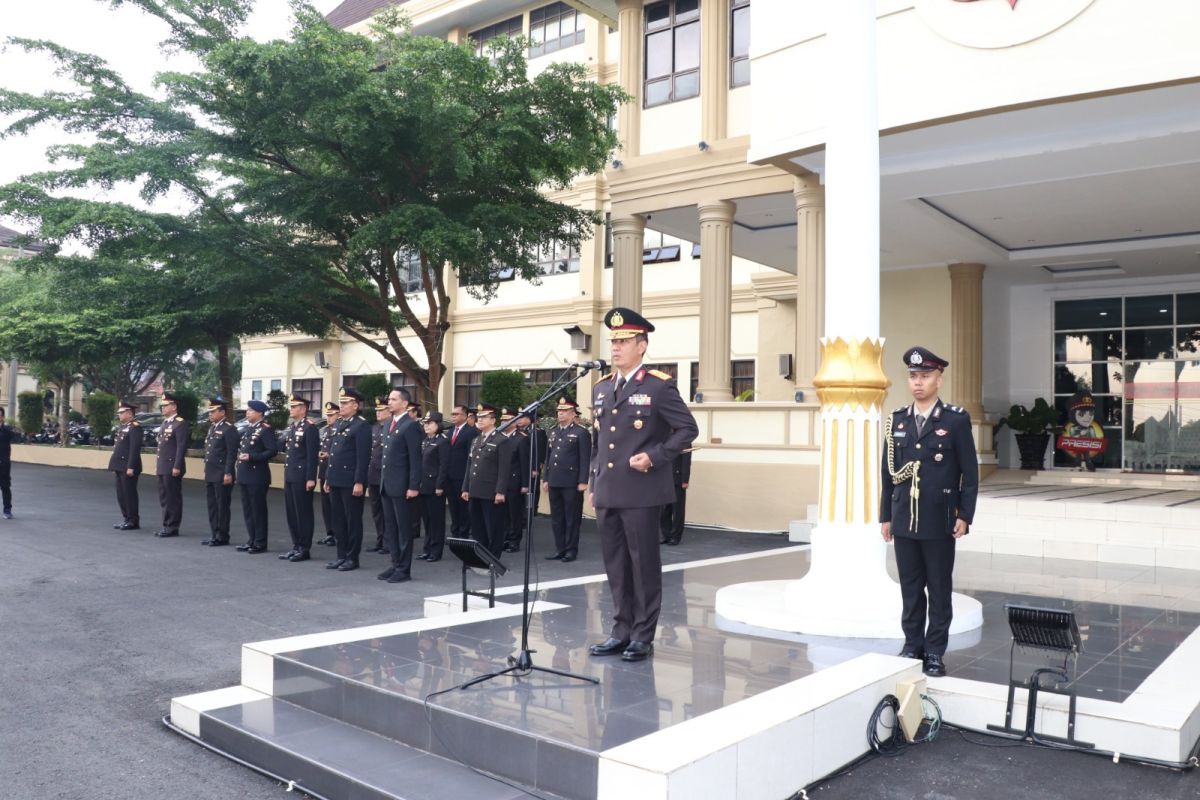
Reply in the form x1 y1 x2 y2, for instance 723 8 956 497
997 398 1059 470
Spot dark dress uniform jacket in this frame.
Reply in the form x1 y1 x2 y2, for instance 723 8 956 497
590 369 698 508
463 429 512 498
155 416 190 476
203 420 239 483
317 423 336 481
369 422 386 485
326 416 371 488
880 400 978 540
420 434 450 494
545 423 591 487
670 451 692 486
379 415 422 497
446 424 479 491
283 418 320 483
108 421 144 473
235 422 277 485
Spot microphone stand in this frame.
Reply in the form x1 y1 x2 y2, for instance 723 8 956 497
459 364 600 690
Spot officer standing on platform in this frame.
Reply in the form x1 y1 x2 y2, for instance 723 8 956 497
881 346 978 678
317 401 338 546
658 450 692 546
461 403 512 559
201 396 239 546
416 411 449 562
280 394 320 562
109 400 143 530
325 387 371 572
542 397 590 562
445 405 478 539
588 308 699 662
366 396 389 555
154 392 189 538
235 399 277 553
377 387 422 583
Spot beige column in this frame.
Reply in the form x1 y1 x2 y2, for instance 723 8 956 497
616 0 642 158
794 176 825 393
611 214 645 311
696 200 736 402
948 262 986 419
438 263 459 413
700 0 730 142
321 337 343 410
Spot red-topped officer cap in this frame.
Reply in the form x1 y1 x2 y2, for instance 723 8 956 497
604 307 655 340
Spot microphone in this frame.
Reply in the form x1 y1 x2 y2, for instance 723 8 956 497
572 359 607 372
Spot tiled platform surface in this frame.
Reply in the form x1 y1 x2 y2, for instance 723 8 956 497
171 547 1200 799
964 471 1200 569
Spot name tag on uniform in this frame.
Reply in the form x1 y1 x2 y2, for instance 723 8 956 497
892 432 907 440
629 394 651 406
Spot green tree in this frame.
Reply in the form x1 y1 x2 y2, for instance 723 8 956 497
482 369 525 414
265 388 289 430
0 0 622 409
353 374 391 423
85 391 117 440
17 391 43 435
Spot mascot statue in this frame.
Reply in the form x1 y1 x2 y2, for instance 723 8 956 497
1057 391 1106 472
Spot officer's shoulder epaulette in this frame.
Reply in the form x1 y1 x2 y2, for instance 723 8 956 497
599 372 615 382
263 422 272 428
175 416 183 422
648 369 673 381
132 420 140 427
892 406 907 415
943 404 966 415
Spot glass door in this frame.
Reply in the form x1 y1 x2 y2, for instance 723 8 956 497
1125 360 1200 474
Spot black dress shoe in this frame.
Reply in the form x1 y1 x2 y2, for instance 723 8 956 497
337 560 359 572
119 523 140 531
319 535 336 546
156 530 178 538
621 642 654 662
425 556 441 563
660 537 670 545
378 548 390 555
288 550 311 562
236 544 252 552
377 567 395 581
416 553 430 561
589 637 630 657
209 539 229 547
246 546 266 554
923 654 947 677
898 649 924 660
326 559 345 569
278 549 297 560
561 553 577 563
113 522 124 530
545 552 565 560
387 571 411 583
201 538 214 546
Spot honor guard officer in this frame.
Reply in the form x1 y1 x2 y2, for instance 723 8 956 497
880 346 979 678
377 388 422 583
416 411 450 562
461 403 513 559
201 396 239 546
109 400 143 530
542 397 591 562
155 392 190 538
366 397 389 555
235 399 277 553
659 451 692 546
324 387 372 572
280 394 320 562
445 405 479 539
588 308 699 662
317 402 339 546
501 408 528 553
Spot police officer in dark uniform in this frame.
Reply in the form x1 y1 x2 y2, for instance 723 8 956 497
280 394 320 562
880 346 978 678
155 392 190 538
416 411 449 562
324 387 371 571
201 396 239 546
109 400 143 530
235 399 277 553
378 387 422 583
366 396 389 554
542 397 590 562
317 401 338 546
659 450 692 546
445 405 479 538
588 308 699 662
0 408 13 519
501 409 528 553
461 403 513 559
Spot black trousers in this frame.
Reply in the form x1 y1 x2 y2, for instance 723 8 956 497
658 485 687 543
447 480 470 536
381 490 414 577
240 483 269 548
319 480 334 536
329 485 365 561
596 505 663 644
284 481 314 551
114 471 139 526
205 480 233 542
0 461 11 513
157 474 183 533
893 535 957 656
549 486 584 556
504 489 526 546
469 497 506 558
419 492 446 558
368 483 386 547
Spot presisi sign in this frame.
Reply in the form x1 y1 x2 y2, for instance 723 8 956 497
915 0 1096 48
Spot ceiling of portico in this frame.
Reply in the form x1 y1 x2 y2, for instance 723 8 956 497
791 81 1200 286
640 192 799 274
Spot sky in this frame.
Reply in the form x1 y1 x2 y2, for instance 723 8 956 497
0 0 343 237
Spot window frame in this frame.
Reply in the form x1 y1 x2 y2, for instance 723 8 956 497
689 359 756 401
469 15 523 60
291 378 323 412
454 370 486 409
529 2 585 58
251 380 262 402
643 0 702 109
730 0 750 88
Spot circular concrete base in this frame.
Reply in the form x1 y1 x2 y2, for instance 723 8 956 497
715 579 984 639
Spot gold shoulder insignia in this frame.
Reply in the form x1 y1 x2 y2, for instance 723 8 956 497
132 421 140 427
263 422 272 428
175 416 183 422
600 372 615 382
648 369 673 381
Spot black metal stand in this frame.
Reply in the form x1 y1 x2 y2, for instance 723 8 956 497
460 366 600 691
986 642 1094 748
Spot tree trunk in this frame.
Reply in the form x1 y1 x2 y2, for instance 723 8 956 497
216 335 234 403
58 373 71 448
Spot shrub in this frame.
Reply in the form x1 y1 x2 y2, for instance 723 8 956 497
85 392 117 440
17 391 43 435
482 370 525 415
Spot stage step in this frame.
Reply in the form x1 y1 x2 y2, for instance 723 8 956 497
196 695 538 800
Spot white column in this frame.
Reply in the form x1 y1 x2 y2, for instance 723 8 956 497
616 0 642 158
611 215 646 311
696 200 736 402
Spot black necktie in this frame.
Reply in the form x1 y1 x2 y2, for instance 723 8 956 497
616 376 627 397
915 414 926 437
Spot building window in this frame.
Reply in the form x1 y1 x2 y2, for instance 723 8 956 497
270 379 282 394
603 221 686 267
398 249 423 294
454 370 486 409
291 378 322 411
689 359 756 400
643 362 679 381
731 0 750 87
389 372 418 401
536 238 581 275
530 2 585 58
470 15 523 59
644 0 701 108
251 380 262 401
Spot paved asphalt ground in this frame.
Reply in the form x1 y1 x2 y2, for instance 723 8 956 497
0 463 1196 800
